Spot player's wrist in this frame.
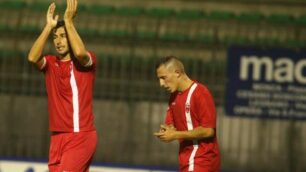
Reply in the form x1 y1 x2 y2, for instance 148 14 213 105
44 24 54 31
172 131 180 140
64 16 74 23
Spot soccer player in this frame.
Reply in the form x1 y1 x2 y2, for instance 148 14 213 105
154 56 220 172
27 0 97 171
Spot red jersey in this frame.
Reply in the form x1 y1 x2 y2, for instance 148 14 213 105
165 82 220 172
41 53 96 132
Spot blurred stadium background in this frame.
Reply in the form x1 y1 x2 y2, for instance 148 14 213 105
0 0 306 171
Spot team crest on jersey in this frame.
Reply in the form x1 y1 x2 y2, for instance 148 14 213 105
185 103 190 113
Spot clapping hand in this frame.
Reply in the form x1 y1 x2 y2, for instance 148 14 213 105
46 2 59 28
64 0 78 22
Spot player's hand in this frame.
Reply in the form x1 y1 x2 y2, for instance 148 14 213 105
154 124 177 143
46 2 59 28
159 124 176 132
154 129 176 143
64 0 78 21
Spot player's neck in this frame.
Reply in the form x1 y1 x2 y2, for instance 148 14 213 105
59 53 71 62
178 76 193 92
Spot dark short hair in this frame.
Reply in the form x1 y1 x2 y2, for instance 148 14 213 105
155 55 178 69
155 55 185 73
55 20 65 29
52 20 68 40
52 20 65 33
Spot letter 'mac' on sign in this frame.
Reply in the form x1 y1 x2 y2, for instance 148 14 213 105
239 56 306 84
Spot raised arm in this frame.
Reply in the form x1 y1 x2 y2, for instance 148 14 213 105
64 0 91 67
28 3 58 69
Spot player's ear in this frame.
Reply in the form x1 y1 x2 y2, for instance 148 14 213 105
174 69 181 77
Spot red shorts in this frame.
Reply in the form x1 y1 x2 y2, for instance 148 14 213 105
48 130 98 172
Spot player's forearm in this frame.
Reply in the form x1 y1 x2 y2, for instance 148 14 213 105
174 126 215 140
28 25 52 63
64 20 88 65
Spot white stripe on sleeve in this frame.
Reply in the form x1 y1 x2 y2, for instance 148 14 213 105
84 52 93 67
39 57 46 70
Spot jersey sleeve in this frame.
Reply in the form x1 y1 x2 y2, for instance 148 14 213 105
40 55 53 72
194 87 216 129
86 51 97 69
165 94 175 125
165 107 174 125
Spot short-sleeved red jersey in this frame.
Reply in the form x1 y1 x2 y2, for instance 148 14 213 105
165 82 220 172
41 52 96 132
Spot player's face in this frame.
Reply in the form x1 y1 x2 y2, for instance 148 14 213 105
156 65 179 93
53 27 69 56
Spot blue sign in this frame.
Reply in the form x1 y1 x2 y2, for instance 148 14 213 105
225 46 306 120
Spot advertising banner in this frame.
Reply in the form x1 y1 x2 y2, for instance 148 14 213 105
225 46 306 120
